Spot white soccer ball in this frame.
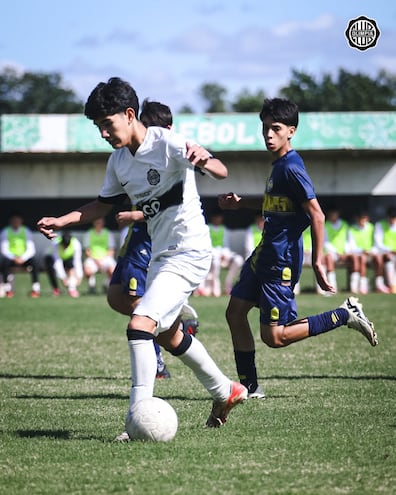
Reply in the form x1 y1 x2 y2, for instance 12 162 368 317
126 397 178 442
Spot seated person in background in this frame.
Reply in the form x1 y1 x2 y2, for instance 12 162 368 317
245 214 265 258
321 207 350 295
199 211 244 297
0 212 41 298
83 217 117 294
374 206 396 294
347 210 389 294
44 232 83 298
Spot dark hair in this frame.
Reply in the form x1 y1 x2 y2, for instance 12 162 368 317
84 77 139 120
61 232 72 247
259 98 299 128
387 206 396 218
140 99 173 128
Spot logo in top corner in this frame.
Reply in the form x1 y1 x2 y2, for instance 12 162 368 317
147 168 160 185
345 16 380 51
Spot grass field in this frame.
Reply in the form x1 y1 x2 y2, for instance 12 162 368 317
0 272 395 495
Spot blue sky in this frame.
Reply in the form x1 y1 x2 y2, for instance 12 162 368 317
2 0 395 112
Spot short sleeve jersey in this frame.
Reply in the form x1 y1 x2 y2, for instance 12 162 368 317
99 127 211 260
251 149 315 283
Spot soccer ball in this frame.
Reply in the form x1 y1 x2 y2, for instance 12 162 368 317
126 397 178 442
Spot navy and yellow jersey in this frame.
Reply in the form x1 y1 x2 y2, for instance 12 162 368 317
119 222 151 270
251 150 315 283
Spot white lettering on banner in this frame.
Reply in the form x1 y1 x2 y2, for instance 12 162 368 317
196 122 256 146
237 123 255 145
177 121 196 141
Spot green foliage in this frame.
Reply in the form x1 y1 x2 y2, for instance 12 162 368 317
0 273 395 494
280 68 396 111
231 88 266 113
199 82 228 113
0 66 84 114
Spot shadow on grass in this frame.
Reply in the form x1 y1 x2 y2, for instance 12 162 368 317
258 374 396 381
17 429 71 439
15 429 110 441
0 373 127 380
15 393 209 401
2 372 394 381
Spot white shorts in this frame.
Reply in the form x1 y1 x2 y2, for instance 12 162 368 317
84 256 116 273
133 250 211 333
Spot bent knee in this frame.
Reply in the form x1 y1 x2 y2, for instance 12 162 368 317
260 327 288 348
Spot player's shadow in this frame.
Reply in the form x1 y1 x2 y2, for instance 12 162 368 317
17 429 71 439
0 373 125 380
258 374 396 381
15 429 109 442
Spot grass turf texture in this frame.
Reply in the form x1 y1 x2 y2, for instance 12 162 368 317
0 272 395 495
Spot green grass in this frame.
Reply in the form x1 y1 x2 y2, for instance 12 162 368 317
0 273 395 495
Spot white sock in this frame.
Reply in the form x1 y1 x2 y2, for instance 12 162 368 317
375 276 386 289
88 275 96 288
328 271 337 291
384 260 395 286
128 339 157 407
177 336 231 400
350 272 360 293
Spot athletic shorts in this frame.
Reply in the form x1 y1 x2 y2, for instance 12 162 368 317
231 260 297 326
110 258 147 298
134 250 211 333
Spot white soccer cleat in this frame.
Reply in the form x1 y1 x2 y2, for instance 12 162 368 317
247 384 266 400
339 296 378 347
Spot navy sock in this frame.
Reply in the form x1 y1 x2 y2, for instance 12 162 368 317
308 308 349 337
234 350 258 393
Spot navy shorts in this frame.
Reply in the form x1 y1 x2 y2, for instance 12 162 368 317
231 261 297 326
110 258 147 298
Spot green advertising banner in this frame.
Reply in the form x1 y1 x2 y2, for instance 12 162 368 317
1 112 396 152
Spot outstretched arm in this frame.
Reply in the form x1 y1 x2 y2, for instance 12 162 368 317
303 198 336 293
37 199 113 239
186 143 228 179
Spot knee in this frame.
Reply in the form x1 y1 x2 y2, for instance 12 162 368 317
260 328 287 348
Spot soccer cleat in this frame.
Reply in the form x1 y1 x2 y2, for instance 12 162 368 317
247 384 266 400
181 318 199 336
156 366 171 379
30 290 40 298
180 303 198 320
6 291 14 298
205 381 247 428
339 296 378 346
114 431 130 442
52 288 61 296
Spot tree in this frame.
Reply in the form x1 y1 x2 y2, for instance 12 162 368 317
199 82 228 113
0 67 83 114
231 88 266 113
280 68 396 111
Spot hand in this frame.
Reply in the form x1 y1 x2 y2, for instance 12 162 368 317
186 142 211 167
313 263 336 293
218 192 241 210
116 210 144 227
37 217 63 239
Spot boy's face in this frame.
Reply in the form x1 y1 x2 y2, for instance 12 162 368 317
261 117 295 157
94 109 135 149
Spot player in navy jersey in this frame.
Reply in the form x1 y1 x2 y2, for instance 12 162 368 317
219 98 378 399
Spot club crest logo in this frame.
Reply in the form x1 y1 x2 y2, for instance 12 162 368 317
147 168 160 185
345 16 380 51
